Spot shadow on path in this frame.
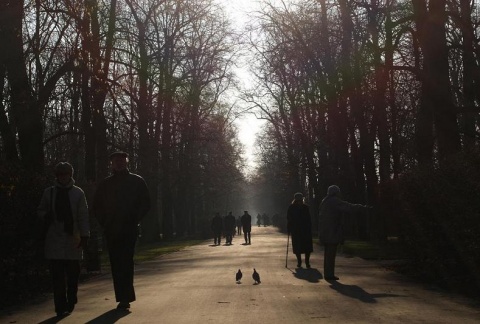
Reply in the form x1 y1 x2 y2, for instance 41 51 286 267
328 280 404 303
38 314 68 324
290 267 323 283
85 309 131 323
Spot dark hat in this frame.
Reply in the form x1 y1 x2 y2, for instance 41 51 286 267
109 151 129 159
294 192 303 200
55 162 74 175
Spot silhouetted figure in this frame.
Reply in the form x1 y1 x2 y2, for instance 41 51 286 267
236 269 242 282
211 212 223 245
263 213 270 227
256 213 262 227
236 216 242 235
319 185 370 280
241 211 252 244
252 268 261 284
224 211 236 245
287 192 313 269
38 162 90 317
94 151 151 310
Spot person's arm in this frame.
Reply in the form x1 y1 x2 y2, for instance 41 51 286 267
92 181 105 228
77 189 90 237
76 189 90 248
337 199 369 214
135 177 151 223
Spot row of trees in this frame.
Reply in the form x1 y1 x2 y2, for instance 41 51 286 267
0 0 249 244
246 0 480 291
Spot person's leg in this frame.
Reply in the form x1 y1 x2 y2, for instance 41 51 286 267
295 253 302 267
50 260 67 315
244 231 248 244
248 231 251 244
324 244 338 279
65 260 81 312
305 252 311 268
108 238 136 306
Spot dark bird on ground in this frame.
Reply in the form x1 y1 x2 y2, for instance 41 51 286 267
236 269 242 282
252 268 261 284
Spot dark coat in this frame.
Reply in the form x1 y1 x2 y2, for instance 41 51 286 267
93 170 150 244
224 214 236 232
211 215 223 233
318 195 365 244
241 213 252 232
287 202 313 254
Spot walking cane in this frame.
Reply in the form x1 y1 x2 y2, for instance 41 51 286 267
285 233 290 268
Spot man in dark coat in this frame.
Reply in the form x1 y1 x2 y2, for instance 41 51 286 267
93 151 150 310
211 212 223 245
241 211 252 244
224 211 236 245
319 185 370 280
287 192 313 268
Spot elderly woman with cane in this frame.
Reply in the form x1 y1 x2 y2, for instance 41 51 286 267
287 192 313 268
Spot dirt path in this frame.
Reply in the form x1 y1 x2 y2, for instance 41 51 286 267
2 227 479 323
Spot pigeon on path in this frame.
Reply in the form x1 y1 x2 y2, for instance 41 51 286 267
236 269 242 282
252 268 261 284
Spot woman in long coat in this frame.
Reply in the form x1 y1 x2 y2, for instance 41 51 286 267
287 192 313 268
37 162 90 317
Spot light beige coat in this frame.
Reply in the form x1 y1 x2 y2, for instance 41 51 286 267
37 179 90 260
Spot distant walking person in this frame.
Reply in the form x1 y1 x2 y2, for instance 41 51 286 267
319 185 370 280
224 211 236 245
211 212 223 245
93 151 150 310
236 216 242 235
38 162 89 317
241 211 252 244
287 192 313 268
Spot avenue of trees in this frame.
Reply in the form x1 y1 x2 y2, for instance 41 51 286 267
0 0 250 304
246 0 480 293
1 0 480 304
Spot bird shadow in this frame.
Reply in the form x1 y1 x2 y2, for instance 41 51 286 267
291 267 323 283
84 309 131 323
327 280 404 303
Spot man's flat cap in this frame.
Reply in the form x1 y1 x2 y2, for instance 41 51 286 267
109 151 129 159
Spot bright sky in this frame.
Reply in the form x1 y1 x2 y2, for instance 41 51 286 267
216 0 266 172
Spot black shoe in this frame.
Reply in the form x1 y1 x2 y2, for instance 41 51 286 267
306 263 311 269
67 303 75 313
56 311 69 317
117 302 131 310
296 263 302 268
325 276 339 280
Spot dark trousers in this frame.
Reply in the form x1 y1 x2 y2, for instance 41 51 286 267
225 231 233 244
243 231 251 244
50 259 80 313
324 243 338 277
213 232 221 245
107 238 136 303
295 253 310 266
237 226 242 235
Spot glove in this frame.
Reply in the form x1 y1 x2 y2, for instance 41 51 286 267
77 236 89 249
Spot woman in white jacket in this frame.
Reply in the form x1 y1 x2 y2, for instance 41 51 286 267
38 162 89 317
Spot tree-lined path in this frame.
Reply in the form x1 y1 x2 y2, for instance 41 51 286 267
2 227 479 323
